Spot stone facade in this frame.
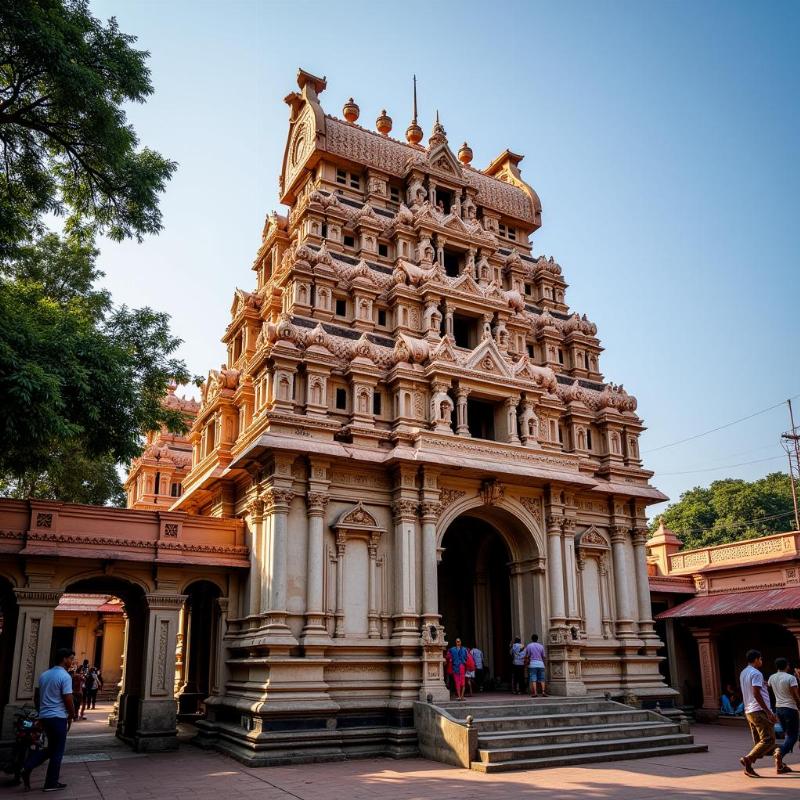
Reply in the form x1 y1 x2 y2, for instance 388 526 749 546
169 68 672 764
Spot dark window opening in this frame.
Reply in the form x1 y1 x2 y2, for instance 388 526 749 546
526 343 534 358
335 388 347 410
436 188 454 214
558 348 564 365
507 227 517 241
373 392 382 416
350 173 360 189
524 283 533 295
378 243 389 258
336 169 347 185
171 482 181 497
586 430 593 451
452 313 479 349
321 222 328 238
443 248 462 278
467 398 496 441
343 234 355 248
154 471 160 495
335 298 347 317
583 352 589 369
377 309 387 326
558 425 564 444
389 186 400 203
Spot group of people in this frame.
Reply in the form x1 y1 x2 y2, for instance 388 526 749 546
20 648 104 792
445 639 485 700
510 634 547 697
739 649 800 777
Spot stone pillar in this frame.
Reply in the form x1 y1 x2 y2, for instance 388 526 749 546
334 531 346 637
562 518 579 623
303 492 329 639
610 525 637 637
455 387 470 436
245 496 263 617
443 303 454 338
632 526 657 639
546 516 566 628
391 499 419 638
262 487 295 635
505 396 521 445
691 627 721 721
2 589 62 738
599 554 613 639
134 592 185 752
213 597 229 696
420 501 441 626
367 533 381 638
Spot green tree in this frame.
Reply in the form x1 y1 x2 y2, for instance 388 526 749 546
651 473 796 550
0 0 176 259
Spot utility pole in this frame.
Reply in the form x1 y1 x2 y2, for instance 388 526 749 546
781 399 800 532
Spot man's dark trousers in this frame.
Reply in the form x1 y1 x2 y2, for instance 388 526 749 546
777 707 799 757
24 717 68 788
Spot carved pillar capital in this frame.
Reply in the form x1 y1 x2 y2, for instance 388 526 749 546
307 492 330 515
631 526 649 546
262 487 295 511
13 589 62 607
420 501 443 522
392 499 419 521
610 524 629 544
545 514 564 536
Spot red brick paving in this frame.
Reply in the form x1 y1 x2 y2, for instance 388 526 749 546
10 711 800 799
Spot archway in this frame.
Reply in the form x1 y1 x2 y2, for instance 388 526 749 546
176 580 222 718
0 577 19 729
439 517 512 687
61 577 147 742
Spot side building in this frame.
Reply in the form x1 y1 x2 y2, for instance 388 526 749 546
169 68 671 764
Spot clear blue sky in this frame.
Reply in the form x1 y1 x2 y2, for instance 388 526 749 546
90 0 799 517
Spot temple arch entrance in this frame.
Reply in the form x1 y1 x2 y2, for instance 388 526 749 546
61 576 147 742
438 506 544 690
0 577 19 731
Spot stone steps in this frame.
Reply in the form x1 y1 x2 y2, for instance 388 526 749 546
477 720 680 749
471 742 708 773
425 696 706 773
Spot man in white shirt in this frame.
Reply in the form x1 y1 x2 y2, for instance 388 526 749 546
470 646 485 692
768 657 800 774
739 649 777 777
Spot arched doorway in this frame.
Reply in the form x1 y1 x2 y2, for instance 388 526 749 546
0 577 19 731
176 580 221 718
438 504 543 689
61 577 146 742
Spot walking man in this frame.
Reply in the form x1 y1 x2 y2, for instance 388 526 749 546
22 647 75 792
740 649 777 777
768 657 800 774
449 638 469 701
471 645 485 692
510 637 525 695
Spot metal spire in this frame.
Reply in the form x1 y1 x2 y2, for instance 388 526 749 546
412 74 418 124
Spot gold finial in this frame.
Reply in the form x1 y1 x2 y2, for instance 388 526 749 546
343 97 360 122
376 109 392 135
406 74 423 144
458 141 473 165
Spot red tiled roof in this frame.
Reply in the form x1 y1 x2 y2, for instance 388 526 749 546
656 587 800 619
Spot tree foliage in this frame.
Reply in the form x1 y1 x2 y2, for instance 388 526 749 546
0 232 190 499
0 0 176 259
650 472 796 550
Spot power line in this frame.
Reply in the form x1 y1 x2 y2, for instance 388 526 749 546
657 455 785 476
643 393 800 454
659 509 795 536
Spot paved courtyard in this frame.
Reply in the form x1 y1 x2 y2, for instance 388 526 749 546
8 705 800 799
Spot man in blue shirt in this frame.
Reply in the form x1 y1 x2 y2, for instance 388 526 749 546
22 647 75 792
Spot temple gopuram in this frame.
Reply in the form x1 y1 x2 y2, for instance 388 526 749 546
155 68 678 764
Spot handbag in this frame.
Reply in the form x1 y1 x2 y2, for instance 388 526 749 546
466 650 476 672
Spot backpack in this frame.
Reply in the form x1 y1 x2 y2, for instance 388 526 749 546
466 650 476 672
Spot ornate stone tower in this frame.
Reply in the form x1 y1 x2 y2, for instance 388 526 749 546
176 68 669 764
